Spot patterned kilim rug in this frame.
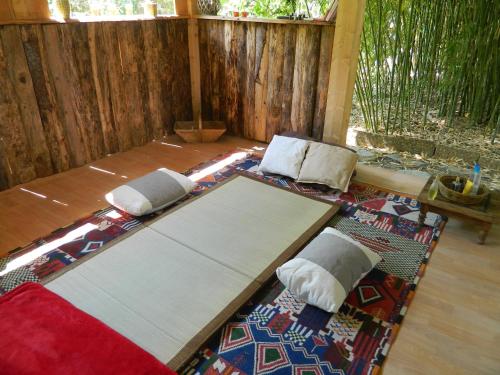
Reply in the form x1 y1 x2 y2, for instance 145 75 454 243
0 152 446 375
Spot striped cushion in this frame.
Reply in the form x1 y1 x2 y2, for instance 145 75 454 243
105 168 195 216
276 227 381 313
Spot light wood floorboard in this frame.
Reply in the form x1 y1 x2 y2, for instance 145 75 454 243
0 135 264 255
383 218 500 375
0 135 498 374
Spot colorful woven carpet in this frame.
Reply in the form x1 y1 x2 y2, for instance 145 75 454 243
0 152 446 375
179 154 446 375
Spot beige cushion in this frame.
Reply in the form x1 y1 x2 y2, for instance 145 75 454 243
297 142 358 192
258 135 310 179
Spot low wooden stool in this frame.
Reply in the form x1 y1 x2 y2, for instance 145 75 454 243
418 176 499 244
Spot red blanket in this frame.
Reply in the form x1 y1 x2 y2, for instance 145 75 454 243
0 282 176 375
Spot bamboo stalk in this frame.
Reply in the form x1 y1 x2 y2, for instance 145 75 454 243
384 0 403 134
354 0 499 138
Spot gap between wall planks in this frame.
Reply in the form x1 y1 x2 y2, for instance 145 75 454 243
197 20 335 142
0 19 192 191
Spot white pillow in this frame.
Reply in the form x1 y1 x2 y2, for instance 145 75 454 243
258 135 310 179
276 227 381 313
297 142 358 192
105 168 195 216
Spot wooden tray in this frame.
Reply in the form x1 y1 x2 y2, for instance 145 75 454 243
174 121 226 143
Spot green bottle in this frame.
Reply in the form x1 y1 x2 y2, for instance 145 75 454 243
428 177 439 200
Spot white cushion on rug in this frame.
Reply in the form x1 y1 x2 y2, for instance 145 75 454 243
276 227 381 313
258 135 310 179
105 168 195 216
297 142 358 192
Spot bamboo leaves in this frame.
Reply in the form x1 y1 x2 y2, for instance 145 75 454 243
355 0 500 141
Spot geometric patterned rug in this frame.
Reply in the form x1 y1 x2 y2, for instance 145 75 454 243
0 152 446 375
179 154 446 375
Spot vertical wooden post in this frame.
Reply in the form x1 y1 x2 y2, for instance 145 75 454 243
186 0 202 130
323 0 366 144
174 0 189 16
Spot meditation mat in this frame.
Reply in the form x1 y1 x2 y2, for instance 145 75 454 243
0 152 446 374
0 282 176 375
149 175 336 282
45 175 338 368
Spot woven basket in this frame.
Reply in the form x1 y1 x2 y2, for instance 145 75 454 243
197 0 221 15
438 175 488 205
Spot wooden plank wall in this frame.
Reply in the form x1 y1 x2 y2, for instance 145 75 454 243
0 19 192 191
198 20 335 142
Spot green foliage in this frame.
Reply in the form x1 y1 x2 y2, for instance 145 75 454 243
48 0 175 16
49 0 329 18
355 0 500 140
220 0 330 18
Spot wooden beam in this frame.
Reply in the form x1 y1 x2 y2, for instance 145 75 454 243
323 0 365 145
188 0 199 16
1 0 52 23
10 0 51 22
0 2 15 22
174 0 189 16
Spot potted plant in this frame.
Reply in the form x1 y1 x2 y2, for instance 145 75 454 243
240 0 251 17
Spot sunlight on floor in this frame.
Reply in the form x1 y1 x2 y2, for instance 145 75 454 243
19 188 70 207
52 199 68 207
88 166 128 179
105 209 122 219
20 188 47 199
160 142 183 148
89 166 116 175
0 223 98 277
188 152 248 182
346 128 358 147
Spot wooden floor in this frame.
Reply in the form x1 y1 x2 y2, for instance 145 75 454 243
0 135 263 255
1 135 499 374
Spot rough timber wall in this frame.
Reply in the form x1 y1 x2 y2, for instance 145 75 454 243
197 20 335 142
0 19 192 191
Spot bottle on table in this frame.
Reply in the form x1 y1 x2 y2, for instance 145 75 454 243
471 163 481 195
451 176 463 192
428 176 439 200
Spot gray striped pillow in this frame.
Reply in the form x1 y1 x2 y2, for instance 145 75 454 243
105 168 195 216
276 227 381 313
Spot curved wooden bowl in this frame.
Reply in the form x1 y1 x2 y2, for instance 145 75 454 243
438 175 488 205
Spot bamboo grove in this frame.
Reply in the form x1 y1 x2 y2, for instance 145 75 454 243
355 0 500 142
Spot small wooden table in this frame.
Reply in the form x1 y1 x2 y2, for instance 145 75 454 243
418 176 500 244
